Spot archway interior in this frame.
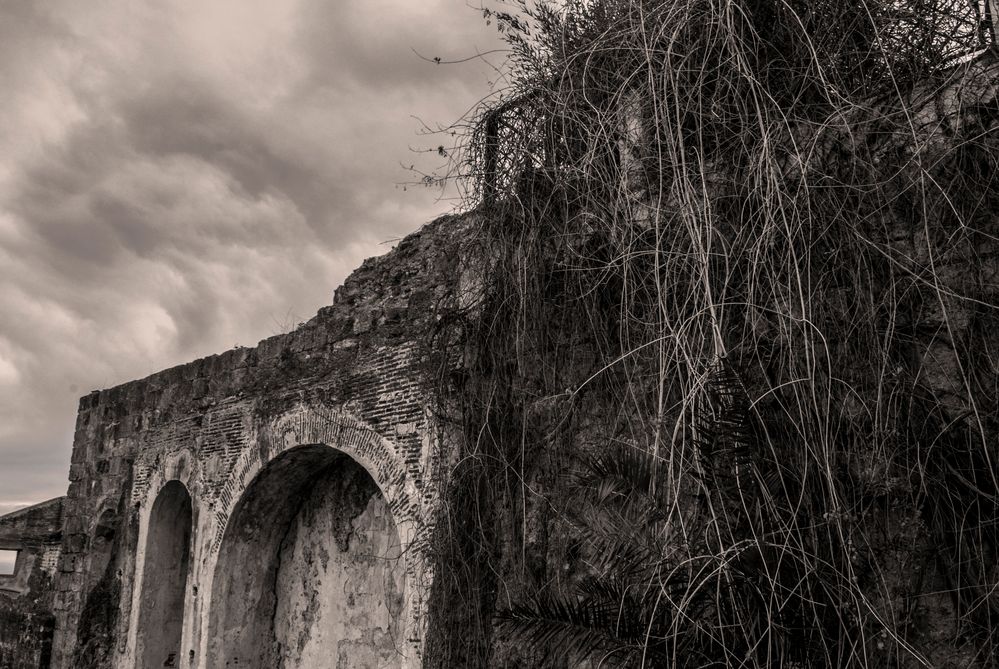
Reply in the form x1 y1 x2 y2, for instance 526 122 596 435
136 480 193 668
207 445 406 669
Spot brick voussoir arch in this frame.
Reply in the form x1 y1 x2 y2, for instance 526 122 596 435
268 403 425 542
212 402 425 554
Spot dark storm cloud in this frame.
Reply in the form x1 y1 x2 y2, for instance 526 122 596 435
119 78 344 229
0 0 505 507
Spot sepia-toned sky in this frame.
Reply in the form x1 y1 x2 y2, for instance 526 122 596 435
0 0 505 513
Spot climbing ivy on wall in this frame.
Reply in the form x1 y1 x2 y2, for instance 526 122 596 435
425 1 999 667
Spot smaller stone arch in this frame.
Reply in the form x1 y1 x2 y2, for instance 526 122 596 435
134 480 193 669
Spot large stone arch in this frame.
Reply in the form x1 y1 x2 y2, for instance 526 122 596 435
204 404 428 669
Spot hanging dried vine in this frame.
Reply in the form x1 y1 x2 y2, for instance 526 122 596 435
425 1 999 666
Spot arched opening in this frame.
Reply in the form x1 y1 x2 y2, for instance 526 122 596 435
207 444 407 669
135 481 193 668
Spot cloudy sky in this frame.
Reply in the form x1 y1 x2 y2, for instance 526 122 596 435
0 0 506 514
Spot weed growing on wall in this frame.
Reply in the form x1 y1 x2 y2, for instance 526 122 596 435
425 1 999 666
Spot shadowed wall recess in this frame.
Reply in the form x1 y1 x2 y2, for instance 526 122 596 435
135 481 192 669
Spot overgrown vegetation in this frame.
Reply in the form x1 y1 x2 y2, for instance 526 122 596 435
425 1 999 666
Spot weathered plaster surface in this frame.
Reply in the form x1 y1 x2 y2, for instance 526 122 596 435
273 460 406 669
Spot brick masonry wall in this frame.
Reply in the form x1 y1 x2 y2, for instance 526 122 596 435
37 213 473 668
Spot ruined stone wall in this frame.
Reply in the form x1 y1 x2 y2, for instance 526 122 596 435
29 213 472 669
0 499 62 669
